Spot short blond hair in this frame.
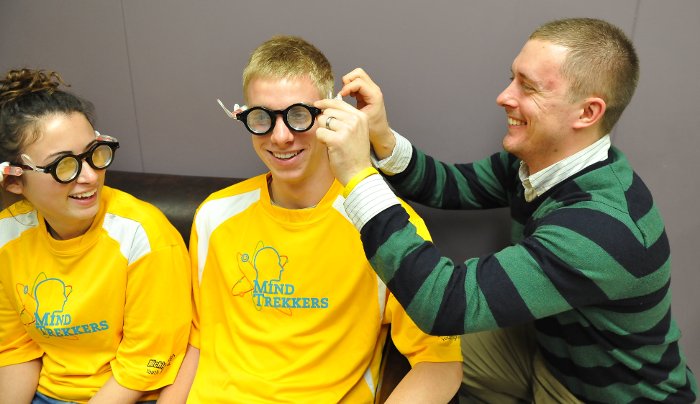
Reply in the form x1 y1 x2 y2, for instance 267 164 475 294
242 36 333 103
530 18 639 134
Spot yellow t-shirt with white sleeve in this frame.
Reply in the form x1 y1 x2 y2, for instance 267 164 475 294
0 186 191 402
187 174 461 403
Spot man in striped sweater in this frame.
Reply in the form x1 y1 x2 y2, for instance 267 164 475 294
315 17 697 403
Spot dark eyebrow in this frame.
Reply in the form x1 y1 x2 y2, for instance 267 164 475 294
44 139 98 160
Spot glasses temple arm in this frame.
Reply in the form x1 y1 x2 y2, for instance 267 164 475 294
217 99 247 119
0 161 24 181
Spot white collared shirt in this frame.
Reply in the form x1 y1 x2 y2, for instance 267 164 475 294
518 135 611 201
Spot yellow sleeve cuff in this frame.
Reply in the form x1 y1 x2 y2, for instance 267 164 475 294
343 167 379 198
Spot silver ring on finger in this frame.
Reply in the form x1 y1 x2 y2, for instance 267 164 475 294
325 116 336 130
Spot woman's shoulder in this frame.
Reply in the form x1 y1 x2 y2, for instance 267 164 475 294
103 186 165 219
1 199 35 219
101 186 183 246
0 200 39 249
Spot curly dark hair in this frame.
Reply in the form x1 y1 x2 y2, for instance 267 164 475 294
0 68 95 165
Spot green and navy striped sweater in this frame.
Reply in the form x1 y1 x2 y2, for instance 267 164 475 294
362 146 697 403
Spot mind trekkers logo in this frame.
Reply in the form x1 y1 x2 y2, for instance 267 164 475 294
231 241 329 314
16 273 110 338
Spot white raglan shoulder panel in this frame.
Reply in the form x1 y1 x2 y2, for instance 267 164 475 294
0 211 38 249
102 213 151 265
195 188 261 283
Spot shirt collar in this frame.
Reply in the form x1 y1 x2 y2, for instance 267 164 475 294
519 134 611 202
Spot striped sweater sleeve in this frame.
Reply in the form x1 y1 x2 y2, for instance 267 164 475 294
347 148 529 334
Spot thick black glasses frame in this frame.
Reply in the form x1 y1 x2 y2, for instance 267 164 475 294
16 141 120 184
235 103 322 135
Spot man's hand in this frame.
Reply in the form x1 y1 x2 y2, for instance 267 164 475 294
339 68 396 160
314 98 372 186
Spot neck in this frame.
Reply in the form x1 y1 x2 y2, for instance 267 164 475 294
46 221 62 239
45 219 90 240
268 173 335 209
526 129 604 174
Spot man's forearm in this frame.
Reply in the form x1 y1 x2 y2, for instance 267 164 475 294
373 129 413 176
372 128 398 161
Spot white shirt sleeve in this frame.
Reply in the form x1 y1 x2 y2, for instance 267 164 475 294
371 129 413 175
343 174 401 231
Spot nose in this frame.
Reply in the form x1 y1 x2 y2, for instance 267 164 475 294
76 159 98 183
496 81 517 108
269 116 294 145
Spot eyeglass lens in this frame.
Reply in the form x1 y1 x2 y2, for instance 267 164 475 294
54 143 115 182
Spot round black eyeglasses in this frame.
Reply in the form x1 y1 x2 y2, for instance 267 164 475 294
15 137 120 184
235 103 322 135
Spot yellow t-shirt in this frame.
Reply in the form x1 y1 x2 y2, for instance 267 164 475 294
0 186 191 402
188 175 461 403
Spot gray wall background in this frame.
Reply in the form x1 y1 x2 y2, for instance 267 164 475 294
2 0 698 372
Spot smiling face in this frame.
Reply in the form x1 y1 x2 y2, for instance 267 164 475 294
7 112 104 239
246 76 334 202
496 39 584 173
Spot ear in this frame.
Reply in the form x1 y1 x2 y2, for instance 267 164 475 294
4 176 24 195
573 97 606 130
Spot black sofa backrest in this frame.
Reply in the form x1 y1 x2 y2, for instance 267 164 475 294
104 170 241 244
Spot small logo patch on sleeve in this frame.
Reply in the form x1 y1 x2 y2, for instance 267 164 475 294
146 354 176 375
